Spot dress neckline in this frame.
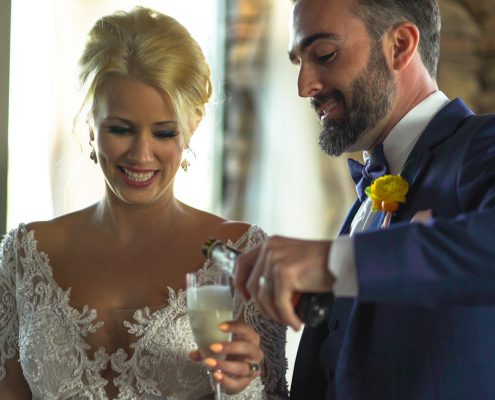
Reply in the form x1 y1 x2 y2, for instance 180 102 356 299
2 223 272 399
16 222 257 313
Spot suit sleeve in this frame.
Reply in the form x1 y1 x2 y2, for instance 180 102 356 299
354 118 495 307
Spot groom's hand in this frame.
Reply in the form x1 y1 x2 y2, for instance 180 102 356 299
234 235 335 330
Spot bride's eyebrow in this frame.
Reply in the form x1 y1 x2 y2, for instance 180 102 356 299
104 117 133 124
154 120 177 126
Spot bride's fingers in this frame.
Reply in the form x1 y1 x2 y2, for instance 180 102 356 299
203 320 264 394
209 360 262 394
188 350 203 361
205 358 261 378
209 339 264 363
213 370 252 395
214 321 264 363
219 321 260 344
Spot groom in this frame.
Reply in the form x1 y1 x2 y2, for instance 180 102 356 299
235 0 495 399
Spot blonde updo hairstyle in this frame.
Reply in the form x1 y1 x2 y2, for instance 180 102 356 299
78 7 212 145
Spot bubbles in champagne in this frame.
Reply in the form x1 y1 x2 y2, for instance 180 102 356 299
187 285 233 358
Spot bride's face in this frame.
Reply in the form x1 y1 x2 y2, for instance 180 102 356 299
91 77 184 207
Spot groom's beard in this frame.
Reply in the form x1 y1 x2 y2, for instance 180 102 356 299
314 44 397 157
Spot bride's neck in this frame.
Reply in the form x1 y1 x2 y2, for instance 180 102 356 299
92 195 186 242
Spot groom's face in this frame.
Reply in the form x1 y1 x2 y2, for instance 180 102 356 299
288 0 397 156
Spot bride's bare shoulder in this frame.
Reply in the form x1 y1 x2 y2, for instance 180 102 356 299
198 213 254 244
25 205 96 250
214 220 253 241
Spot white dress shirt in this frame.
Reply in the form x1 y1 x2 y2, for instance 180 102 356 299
329 91 450 297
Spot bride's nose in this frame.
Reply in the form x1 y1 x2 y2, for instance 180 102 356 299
128 133 154 163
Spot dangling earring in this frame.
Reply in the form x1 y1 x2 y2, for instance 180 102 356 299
180 158 190 173
181 146 196 173
89 140 98 164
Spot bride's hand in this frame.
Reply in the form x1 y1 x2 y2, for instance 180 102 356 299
189 320 264 394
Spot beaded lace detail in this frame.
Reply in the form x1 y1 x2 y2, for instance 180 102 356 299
0 224 288 399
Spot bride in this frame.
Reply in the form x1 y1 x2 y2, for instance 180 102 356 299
0 7 287 399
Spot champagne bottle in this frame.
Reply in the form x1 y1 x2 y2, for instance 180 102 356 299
202 238 334 328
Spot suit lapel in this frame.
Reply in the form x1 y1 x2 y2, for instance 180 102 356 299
395 99 474 220
339 199 362 235
339 100 474 228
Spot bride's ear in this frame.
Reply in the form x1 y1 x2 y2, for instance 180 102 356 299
189 109 204 139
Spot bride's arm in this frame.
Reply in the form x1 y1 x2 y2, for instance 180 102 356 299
238 299 289 399
230 227 289 399
0 229 32 398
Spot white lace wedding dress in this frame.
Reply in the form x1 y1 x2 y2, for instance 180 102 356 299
0 224 288 399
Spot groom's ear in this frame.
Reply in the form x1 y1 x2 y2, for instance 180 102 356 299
383 22 420 72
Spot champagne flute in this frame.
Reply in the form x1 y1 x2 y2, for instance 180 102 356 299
187 270 233 400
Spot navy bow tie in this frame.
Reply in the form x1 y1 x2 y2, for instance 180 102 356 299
348 143 390 202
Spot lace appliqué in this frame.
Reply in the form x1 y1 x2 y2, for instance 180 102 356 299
0 224 288 399
0 232 18 381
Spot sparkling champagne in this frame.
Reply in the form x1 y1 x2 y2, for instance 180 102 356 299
187 285 233 358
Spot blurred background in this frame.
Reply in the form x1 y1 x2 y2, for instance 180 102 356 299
1 0 494 387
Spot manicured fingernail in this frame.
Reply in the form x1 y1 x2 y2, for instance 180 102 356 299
204 358 217 368
210 343 223 353
218 323 229 331
213 371 224 381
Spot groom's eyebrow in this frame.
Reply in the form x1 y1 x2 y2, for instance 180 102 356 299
288 32 341 63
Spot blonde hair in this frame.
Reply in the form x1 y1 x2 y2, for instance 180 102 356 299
78 6 212 144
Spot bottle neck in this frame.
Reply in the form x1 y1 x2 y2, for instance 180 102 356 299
209 244 239 276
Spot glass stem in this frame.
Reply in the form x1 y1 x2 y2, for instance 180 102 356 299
214 381 222 400
208 369 223 400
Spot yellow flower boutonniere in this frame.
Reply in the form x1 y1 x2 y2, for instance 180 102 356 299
365 175 409 227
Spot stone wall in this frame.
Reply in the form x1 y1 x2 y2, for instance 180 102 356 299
439 0 495 113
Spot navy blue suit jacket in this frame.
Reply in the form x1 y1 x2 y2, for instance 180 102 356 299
291 99 495 400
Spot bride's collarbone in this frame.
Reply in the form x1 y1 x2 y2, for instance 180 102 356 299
47 242 204 312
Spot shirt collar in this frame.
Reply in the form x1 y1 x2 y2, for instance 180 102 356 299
363 90 450 174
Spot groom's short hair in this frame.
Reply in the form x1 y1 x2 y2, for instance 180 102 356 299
353 0 441 79
291 0 441 79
